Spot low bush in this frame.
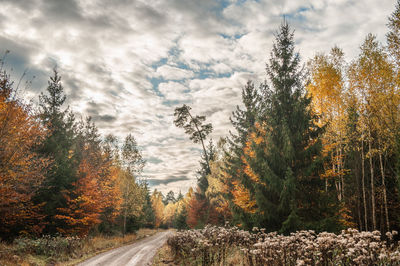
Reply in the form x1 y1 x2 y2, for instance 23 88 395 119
14 235 83 258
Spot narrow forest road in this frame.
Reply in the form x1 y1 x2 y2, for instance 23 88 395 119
78 231 173 266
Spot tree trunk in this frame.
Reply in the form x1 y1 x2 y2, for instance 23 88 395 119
187 111 210 172
325 178 328 192
340 146 344 202
333 156 341 201
123 208 127 237
355 154 363 231
123 180 130 237
368 135 376 230
361 139 368 231
379 152 390 232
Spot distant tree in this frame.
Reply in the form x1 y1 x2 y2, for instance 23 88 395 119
122 134 145 175
151 189 165 228
121 134 146 235
140 182 155 228
186 189 207 229
174 104 213 173
175 206 188 230
176 191 184 201
164 190 176 205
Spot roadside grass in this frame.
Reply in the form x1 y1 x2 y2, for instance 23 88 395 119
0 228 161 266
152 243 176 265
152 244 245 266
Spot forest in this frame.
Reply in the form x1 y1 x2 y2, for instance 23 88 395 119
1 0 400 265
171 1 400 235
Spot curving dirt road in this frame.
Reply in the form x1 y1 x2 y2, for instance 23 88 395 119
78 231 172 266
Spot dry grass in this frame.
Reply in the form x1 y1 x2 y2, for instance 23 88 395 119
225 247 250 266
152 244 247 266
152 243 176 266
0 228 162 266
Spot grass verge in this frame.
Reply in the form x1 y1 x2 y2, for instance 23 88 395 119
152 243 176 265
152 244 244 266
152 244 245 266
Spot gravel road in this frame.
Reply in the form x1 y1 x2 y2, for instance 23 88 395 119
78 231 172 266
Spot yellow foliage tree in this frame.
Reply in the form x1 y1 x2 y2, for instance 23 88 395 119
151 189 165 227
306 47 348 202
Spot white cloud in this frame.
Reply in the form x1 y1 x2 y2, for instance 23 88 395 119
156 65 194 80
158 81 191 101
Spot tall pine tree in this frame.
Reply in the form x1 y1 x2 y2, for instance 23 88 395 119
35 69 78 234
237 21 339 233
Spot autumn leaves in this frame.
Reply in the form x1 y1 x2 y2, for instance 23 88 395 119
0 71 49 237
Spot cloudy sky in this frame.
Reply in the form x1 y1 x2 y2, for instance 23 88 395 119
0 0 397 195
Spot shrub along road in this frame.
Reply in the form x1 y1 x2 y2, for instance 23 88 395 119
78 231 173 266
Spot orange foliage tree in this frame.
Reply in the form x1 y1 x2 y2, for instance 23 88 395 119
187 187 208 228
55 120 121 236
0 71 49 238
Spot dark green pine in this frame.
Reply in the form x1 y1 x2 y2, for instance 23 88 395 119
225 81 263 229
244 21 339 233
141 182 156 228
35 69 79 234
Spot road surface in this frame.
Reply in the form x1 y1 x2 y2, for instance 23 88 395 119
78 231 172 266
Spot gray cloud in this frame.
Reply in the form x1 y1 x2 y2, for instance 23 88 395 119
40 0 83 23
0 37 34 73
148 176 190 186
96 114 117 123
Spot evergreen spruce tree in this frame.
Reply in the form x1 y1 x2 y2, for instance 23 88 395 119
141 183 156 228
177 191 184 201
35 69 78 234
226 81 262 228
175 206 189 230
240 21 338 233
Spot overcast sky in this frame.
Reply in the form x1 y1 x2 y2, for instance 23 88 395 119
0 0 397 196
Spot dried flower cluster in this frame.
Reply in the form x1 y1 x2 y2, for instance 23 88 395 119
167 226 400 265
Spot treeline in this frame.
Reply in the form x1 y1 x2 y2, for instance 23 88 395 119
176 1 400 233
2 0 400 241
0 68 155 240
